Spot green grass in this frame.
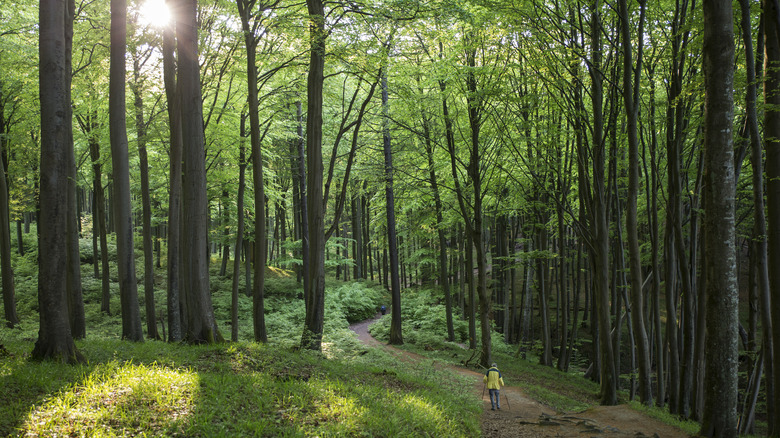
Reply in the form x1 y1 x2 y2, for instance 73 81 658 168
0 256 479 437
0 336 480 437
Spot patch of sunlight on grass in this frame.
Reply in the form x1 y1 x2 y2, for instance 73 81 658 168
20 361 198 437
268 266 292 277
400 392 448 431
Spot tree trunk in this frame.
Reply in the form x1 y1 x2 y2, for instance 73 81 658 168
231 115 248 342
763 0 780 433
0 136 18 328
33 0 84 363
132 50 159 340
110 0 143 342
236 0 267 343
83 116 111 315
589 0 617 405
700 2 738 434
301 0 327 351
618 0 652 405
739 0 776 428
537 228 552 366
422 117 453 341
163 0 182 342
382 69 403 345
177 0 221 344
65 0 85 340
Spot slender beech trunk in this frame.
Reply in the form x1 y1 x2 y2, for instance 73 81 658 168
382 69 403 345
231 115 248 342
764 0 780 433
0 129 18 328
700 1 738 434
618 0 651 405
589 0 617 404
422 113 454 341
739 0 776 428
65 0 84 340
163 0 182 342
132 51 159 340
236 0 267 343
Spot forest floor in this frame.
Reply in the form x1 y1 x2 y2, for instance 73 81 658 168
349 317 691 438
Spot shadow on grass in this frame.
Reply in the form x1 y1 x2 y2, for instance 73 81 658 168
2 339 479 437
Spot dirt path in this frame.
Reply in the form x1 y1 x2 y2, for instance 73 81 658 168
350 316 691 438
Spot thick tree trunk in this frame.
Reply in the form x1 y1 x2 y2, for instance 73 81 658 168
177 0 221 344
301 0 326 351
700 2 738 434
33 0 84 363
110 0 143 342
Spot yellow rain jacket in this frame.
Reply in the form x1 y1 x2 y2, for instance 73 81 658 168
483 366 504 390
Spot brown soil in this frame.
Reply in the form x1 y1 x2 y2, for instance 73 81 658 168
349 316 691 438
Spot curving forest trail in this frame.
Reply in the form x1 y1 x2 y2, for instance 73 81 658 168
349 316 690 438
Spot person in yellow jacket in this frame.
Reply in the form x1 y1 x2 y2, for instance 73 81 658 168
483 363 504 410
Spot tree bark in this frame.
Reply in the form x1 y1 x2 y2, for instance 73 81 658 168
700 1 738 434
301 0 326 351
231 114 248 342
110 0 143 342
422 115 454 341
589 0 617 405
618 0 652 405
81 113 111 315
763 0 780 434
0 122 18 328
132 49 159 340
740 0 775 428
65 0 85 340
381 69 403 345
33 0 84 363
177 0 221 344
163 0 182 342
236 0 267 343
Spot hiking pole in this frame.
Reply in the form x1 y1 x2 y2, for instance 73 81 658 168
481 383 485 400
504 392 510 409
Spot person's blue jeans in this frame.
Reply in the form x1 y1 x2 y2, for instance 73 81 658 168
489 389 500 409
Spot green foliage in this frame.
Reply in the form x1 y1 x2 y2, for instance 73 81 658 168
330 282 383 324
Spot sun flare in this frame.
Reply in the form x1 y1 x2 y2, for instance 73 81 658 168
139 0 171 28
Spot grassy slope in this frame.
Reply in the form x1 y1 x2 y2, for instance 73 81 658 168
0 259 480 437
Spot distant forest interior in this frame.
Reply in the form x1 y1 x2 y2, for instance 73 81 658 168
0 0 776 436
